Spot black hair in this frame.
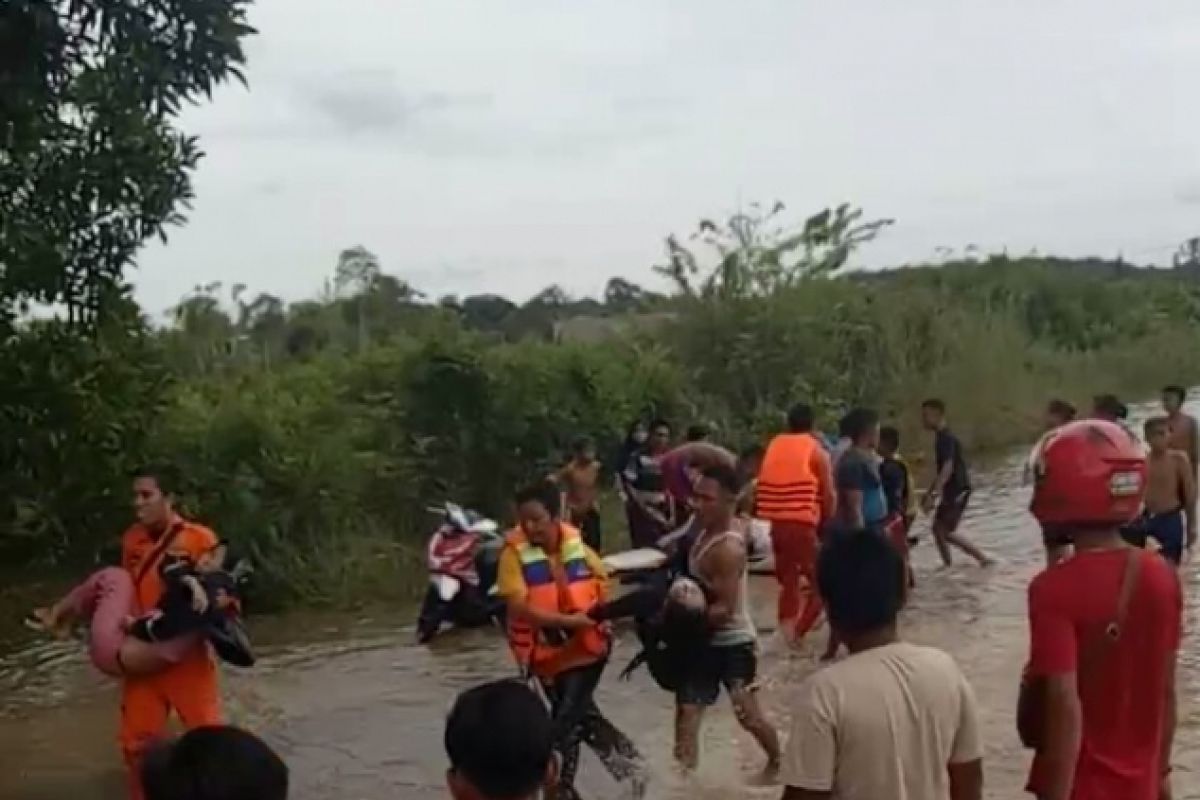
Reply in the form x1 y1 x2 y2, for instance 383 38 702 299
698 463 741 497
837 411 853 438
1164 385 1187 403
649 418 672 434
817 528 905 636
1046 399 1076 422
843 408 879 443
786 403 814 433
1145 416 1170 436
1093 393 1124 420
141 726 288 800
921 398 946 415
445 680 553 800
571 436 594 453
685 423 710 442
513 481 562 518
879 425 900 450
130 464 182 497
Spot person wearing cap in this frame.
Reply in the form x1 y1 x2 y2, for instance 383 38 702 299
1020 419 1181 800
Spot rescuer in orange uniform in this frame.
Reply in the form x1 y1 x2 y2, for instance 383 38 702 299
498 480 644 800
757 403 836 643
119 466 223 800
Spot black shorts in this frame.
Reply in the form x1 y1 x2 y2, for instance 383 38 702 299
934 490 970 533
676 642 757 707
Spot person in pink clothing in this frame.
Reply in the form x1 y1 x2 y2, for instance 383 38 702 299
27 543 247 676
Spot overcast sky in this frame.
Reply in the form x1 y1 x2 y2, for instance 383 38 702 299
134 0 1200 316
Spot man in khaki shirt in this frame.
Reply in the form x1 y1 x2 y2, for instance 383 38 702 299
780 528 983 800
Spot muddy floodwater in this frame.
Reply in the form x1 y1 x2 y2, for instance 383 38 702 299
2 408 1200 799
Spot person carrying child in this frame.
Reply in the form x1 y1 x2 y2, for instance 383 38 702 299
25 466 249 800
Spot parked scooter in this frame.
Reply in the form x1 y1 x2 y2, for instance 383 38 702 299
416 502 506 643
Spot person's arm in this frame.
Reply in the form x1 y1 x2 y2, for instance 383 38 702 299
497 548 592 630
1178 453 1197 551
1160 650 1177 799
1027 579 1082 800
948 666 984 800
778 679 837 799
836 458 869 529
812 447 836 524
702 538 746 629
582 545 611 602
1189 416 1199 480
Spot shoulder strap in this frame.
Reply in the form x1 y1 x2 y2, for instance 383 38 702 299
134 522 186 587
1110 548 1141 637
1080 549 1141 674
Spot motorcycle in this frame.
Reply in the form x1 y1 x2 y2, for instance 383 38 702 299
416 502 506 643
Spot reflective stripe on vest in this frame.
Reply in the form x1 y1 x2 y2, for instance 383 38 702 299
505 525 607 675
757 433 821 524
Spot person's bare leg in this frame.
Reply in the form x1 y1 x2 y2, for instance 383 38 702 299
931 521 954 567
28 602 76 638
730 686 780 777
116 638 176 676
674 703 704 771
946 529 991 566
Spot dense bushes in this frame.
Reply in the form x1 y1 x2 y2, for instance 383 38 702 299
5 256 1200 605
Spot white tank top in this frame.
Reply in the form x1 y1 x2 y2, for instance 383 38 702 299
688 528 756 646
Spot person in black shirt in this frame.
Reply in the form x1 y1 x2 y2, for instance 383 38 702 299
920 399 992 567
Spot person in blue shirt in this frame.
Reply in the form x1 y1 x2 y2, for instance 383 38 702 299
823 408 889 661
834 408 888 531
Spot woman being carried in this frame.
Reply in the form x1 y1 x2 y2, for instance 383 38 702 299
27 542 253 676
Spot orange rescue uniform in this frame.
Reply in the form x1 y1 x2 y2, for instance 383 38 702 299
757 432 835 638
119 516 223 800
499 524 609 678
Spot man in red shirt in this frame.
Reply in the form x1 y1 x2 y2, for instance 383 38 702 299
1022 420 1180 800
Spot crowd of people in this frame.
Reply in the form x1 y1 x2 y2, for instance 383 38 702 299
20 387 1198 800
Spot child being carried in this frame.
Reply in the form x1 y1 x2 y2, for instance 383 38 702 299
26 542 254 677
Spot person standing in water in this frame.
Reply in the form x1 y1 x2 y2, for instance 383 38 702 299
1139 416 1196 565
675 464 781 776
824 408 890 661
1161 385 1198 473
106 466 224 800
779 528 983 800
1020 419 1180 800
757 403 836 643
877 424 917 580
920 399 991 567
497 481 643 800
554 436 603 552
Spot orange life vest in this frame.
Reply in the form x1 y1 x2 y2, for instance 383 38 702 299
505 524 608 678
757 433 823 525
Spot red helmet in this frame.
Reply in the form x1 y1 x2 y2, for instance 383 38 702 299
1029 419 1146 528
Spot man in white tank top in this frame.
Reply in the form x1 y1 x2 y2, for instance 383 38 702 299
675 464 781 776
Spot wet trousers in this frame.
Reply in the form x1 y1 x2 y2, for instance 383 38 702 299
543 659 644 799
769 522 822 638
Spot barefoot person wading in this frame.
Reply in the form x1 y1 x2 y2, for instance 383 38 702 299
920 399 991 567
675 464 781 777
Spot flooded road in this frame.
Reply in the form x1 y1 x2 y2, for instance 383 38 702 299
2 412 1199 799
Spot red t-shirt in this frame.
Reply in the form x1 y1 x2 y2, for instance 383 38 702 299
1026 548 1181 800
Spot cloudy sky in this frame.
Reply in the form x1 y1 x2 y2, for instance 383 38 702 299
134 0 1200 316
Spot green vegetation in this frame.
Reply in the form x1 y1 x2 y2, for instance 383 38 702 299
6 4 1200 606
